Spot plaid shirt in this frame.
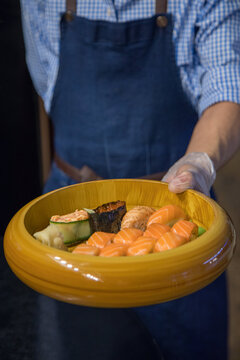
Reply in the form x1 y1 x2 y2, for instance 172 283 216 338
20 0 240 115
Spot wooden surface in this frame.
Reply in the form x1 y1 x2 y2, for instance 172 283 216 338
214 149 240 360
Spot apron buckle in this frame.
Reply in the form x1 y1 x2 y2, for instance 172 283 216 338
156 15 168 28
65 10 74 22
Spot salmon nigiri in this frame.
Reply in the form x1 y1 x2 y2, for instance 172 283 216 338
144 223 171 239
127 237 155 256
72 243 100 255
113 228 143 245
171 220 198 241
154 231 188 252
147 205 187 227
87 231 115 248
99 243 127 257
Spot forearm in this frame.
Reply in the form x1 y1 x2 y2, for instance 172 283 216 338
186 102 240 170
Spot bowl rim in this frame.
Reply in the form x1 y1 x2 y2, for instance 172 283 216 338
9 179 229 265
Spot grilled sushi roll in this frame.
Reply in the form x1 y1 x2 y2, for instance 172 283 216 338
99 243 127 257
72 244 100 256
154 232 188 252
34 209 92 249
143 223 171 239
121 206 156 232
127 236 155 256
87 231 115 248
113 228 143 245
87 201 127 233
171 220 198 241
147 205 187 227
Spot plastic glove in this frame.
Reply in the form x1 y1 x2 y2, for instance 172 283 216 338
162 152 216 196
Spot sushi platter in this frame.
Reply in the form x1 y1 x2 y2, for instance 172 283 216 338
3 179 236 308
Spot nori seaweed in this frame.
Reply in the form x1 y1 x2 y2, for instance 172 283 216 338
89 201 127 233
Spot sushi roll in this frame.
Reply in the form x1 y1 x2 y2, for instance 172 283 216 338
113 228 143 245
171 220 198 241
121 206 156 231
154 231 188 252
34 209 92 248
147 205 187 227
127 237 155 256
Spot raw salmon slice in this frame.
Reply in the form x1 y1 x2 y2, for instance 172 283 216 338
113 228 143 245
99 243 127 257
127 237 155 256
72 244 100 255
144 223 171 239
154 231 188 252
171 220 198 241
87 232 115 248
147 205 187 227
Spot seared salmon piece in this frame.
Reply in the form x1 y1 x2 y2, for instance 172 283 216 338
127 237 155 256
121 206 156 231
147 205 187 227
87 232 115 248
51 209 88 222
72 244 100 255
154 231 188 252
99 243 127 257
113 228 143 245
171 220 198 241
144 223 170 239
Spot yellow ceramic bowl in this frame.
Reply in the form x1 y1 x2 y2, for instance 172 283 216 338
4 179 236 308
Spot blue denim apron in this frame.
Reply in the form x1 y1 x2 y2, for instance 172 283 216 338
40 1 228 359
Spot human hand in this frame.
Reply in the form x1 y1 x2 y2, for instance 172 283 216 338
162 152 216 196
78 165 103 182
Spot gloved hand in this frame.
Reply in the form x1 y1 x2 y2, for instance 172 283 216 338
162 152 216 196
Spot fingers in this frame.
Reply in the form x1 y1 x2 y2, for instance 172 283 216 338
79 165 103 182
167 171 195 193
162 152 216 196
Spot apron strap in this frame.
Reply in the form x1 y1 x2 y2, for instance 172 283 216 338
65 0 168 15
155 0 168 14
66 0 76 14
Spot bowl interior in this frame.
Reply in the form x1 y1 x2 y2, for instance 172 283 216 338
24 179 215 239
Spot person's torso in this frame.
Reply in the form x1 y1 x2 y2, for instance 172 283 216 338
20 0 201 114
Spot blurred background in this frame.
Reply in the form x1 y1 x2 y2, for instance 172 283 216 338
0 1 239 359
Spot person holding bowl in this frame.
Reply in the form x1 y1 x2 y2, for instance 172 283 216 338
20 0 240 359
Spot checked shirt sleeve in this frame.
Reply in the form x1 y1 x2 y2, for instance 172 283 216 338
195 0 240 116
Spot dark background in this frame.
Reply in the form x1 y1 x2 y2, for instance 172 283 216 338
0 1 41 359
0 0 42 235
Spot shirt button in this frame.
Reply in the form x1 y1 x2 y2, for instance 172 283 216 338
156 15 168 28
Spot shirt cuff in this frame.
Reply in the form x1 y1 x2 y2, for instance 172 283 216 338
198 64 240 116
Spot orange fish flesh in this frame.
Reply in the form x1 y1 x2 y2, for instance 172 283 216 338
147 204 187 227
154 231 188 252
127 236 156 256
87 231 115 248
99 243 127 257
113 228 143 245
72 243 100 255
171 220 198 241
144 223 171 239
